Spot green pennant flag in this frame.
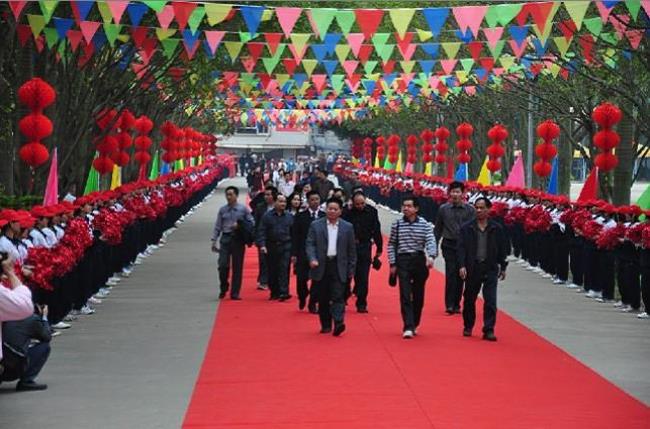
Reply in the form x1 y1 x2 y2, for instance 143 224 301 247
600 32 618 45
363 60 378 75
43 27 59 48
84 158 100 195
103 23 122 47
336 10 355 35
205 3 231 26
378 44 395 62
488 40 506 58
584 17 603 36
311 8 336 39
262 48 284 74
331 74 345 93
564 0 590 30
291 33 311 53
27 14 46 38
460 58 474 72
389 9 416 38
484 5 500 28
225 41 243 62
442 42 461 59
156 28 176 41
143 1 167 13
494 3 522 26
372 33 390 51
498 55 516 71
97 0 113 23
636 184 650 210
335 44 351 63
188 6 206 34
400 60 415 74
39 0 59 24
238 31 255 43
553 36 572 58
302 59 318 76
625 0 642 20
161 38 180 58
149 151 160 180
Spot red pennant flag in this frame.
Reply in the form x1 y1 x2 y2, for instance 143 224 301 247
467 41 483 61
578 34 595 63
528 2 556 34
358 44 373 64
172 1 197 32
264 33 283 55
558 20 577 42
382 60 395 74
9 0 27 20
107 0 129 24
16 24 32 47
67 30 83 52
355 9 384 40
131 27 149 48
577 167 599 201
247 42 265 61
79 21 100 44
312 74 327 93
283 58 297 75
241 56 257 73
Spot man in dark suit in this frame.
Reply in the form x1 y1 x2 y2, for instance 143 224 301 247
457 197 508 342
291 190 325 312
306 198 357 336
252 185 277 290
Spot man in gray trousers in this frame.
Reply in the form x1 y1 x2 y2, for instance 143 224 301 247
306 197 357 336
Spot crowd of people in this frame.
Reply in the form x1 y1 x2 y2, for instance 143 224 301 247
213 157 649 342
0 159 231 392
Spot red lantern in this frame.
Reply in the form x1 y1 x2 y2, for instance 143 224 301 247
434 127 450 164
18 142 49 167
533 160 553 177
455 122 473 164
18 113 53 141
92 155 114 175
420 129 434 163
17 78 56 168
486 124 508 172
533 119 560 178
17 78 56 112
591 102 622 173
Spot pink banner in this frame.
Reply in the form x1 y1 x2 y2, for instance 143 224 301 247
43 148 58 206
505 153 525 187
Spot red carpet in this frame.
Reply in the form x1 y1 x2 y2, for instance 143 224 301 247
184 249 650 428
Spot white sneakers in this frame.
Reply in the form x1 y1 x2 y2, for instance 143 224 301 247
402 330 414 339
565 283 579 289
88 297 102 305
612 301 624 308
637 312 649 319
51 321 71 330
585 290 602 299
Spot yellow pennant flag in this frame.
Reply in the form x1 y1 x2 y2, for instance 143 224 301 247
395 150 404 173
476 157 491 186
373 154 380 168
110 165 122 190
424 162 432 175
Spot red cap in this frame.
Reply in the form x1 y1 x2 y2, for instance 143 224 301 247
0 209 22 223
31 205 52 218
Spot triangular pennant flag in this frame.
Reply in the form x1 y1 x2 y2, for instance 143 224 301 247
440 59 458 74
83 156 100 195
188 5 206 34
577 166 599 201
79 20 100 44
110 164 122 190
204 30 225 54
107 0 129 24
43 27 59 49
355 9 384 40
635 183 650 209
422 8 449 37
441 42 461 58
488 40 506 58
52 17 74 40
483 27 504 49
378 44 395 62
347 33 365 57
358 44 374 64
43 148 58 205
240 5 265 37
156 5 175 30
27 14 46 38
302 59 318 76
127 3 149 26
204 3 232 26
311 44 328 62
155 28 177 41
103 23 122 47
452 5 488 37
363 60 378 75
371 33 391 52
39 0 59 24
9 1 28 20
562 0 590 31
160 38 180 58
584 17 603 36
142 1 167 13
625 0 642 20
335 10 355 35
454 163 468 181
276 7 302 38
416 28 433 41
389 8 416 38
494 3 522 26
182 29 200 58
420 43 440 58
224 41 243 62
343 60 358 77
476 156 491 185
264 33 283 55
149 151 160 181
335 44 351 63
547 157 559 194
172 1 197 32
505 153 525 187
310 8 336 39
553 36 572 57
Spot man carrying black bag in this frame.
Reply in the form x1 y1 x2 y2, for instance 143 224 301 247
457 197 508 342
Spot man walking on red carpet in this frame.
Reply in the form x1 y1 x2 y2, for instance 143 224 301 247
388 196 437 339
306 197 356 336
457 197 509 341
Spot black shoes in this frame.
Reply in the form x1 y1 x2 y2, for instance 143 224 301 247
230 296 242 300
218 291 227 299
279 294 292 301
16 381 48 391
298 298 306 310
333 322 346 337
463 328 472 337
357 307 368 313
269 295 279 300
320 327 332 334
445 307 454 315
308 304 318 314
482 331 497 342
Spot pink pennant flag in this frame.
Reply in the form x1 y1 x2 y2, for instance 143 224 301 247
204 30 225 54
107 0 129 24
157 5 176 30
482 27 504 49
505 153 525 187
9 0 27 20
347 33 365 57
627 30 644 50
452 5 488 37
440 59 458 75
43 148 58 206
79 21 100 44
643 0 650 17
343 60 359 77
595 1 614 23
276 7 302 38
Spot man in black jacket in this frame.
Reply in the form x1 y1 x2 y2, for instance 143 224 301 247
457 197 508 342
252 185 277 290
291 190 325 312
1 305 51 391
342 191 382 312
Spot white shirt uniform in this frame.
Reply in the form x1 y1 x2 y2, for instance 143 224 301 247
326 220 339 257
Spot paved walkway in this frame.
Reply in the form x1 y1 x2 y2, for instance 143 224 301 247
375 204 650 405
1 178 647 429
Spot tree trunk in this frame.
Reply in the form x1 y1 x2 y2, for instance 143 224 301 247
559 118 573 196
612 103 635 205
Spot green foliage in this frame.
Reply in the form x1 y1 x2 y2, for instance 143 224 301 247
0 194 43 210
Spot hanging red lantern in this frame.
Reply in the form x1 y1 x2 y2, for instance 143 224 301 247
486 124 508 173
92 155 114 175
406 135 418 164
18 142 50 167
17 78 56 112
434 126 450 164
420 129 434 163
387 134 400 164
455 123 473 164
16 78 55 168
18 113 53 141
533 119 560 178
591 102 622 173
375 136 386 164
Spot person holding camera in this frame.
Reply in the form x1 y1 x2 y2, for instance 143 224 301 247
0 251 34 378
388 196 437 339
1 304 52 391
342 191 383 313
457 197 509 342
211 186 255 300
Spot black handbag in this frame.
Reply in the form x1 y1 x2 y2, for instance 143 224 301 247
388 222 399 287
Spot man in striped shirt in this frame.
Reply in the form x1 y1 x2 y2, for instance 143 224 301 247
388 196 437 339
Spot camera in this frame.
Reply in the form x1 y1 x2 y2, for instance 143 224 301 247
0 251 8 263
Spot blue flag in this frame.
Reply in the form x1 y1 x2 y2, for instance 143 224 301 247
547 157 559 195
454 163 468 182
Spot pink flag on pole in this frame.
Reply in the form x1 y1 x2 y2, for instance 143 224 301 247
43 147 58 206
505 153 525 187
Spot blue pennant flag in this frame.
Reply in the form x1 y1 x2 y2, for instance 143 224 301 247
532 39 550 56
420 43 440 59
311 44 328 62
419 60 435 75
422 8 449 38
322 60 338 77
509 25 529 46
75 1 94 22
383 73 397 86
547 157 559 195
160 162 171 176
454 163 468 182
239 6 265 37
52 17 74 40
455 28 473 43
127 3 149 27
323 33 342 55
92 29 107 51
202 40 215 59
182 29 200 50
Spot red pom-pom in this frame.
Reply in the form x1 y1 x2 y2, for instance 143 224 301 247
435 126 451 140
420 129 434 143
456 123 473 138
593 130 620 150
95 135 119 154
456 139 472 152
17 78 56 111
376 136 385 146
134 151 151 165
119 110 136 130
458 153 471 163
134 136 152 150
486 144 505 158
488 124 508 142
96 109 118 130
406 135 419 146
363 137 373 146
161 152 175 163
594 151 619 172
486 159 502 172
535 143 557 161
19 142 49 167
534 160 553 177
93 156 114 174
592 102 622 128
387 134 400 146
134 116 154 135
436 142 449 152
536 120 560 141
161 121 176 136
18 113 53 140
118 132 132 149
110 150 130 167
435 154 447 163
